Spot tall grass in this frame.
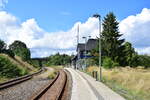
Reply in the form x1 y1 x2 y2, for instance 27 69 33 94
86 66 150 100
0 55 28 78
0 54 38 73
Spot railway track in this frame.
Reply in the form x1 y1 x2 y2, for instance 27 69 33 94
0 68 43 90
30 69 67 100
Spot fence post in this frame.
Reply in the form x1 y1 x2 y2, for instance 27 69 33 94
95 71 98 81
92 71 94 78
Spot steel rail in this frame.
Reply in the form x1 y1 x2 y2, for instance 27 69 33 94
31 69 67 100
0 68 44 90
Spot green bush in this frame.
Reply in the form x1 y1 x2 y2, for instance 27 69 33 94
0 56 26 78
48 71 57 79
112 62 119 67
103 57 119 69
86 58 97 66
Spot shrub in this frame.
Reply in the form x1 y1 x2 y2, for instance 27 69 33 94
103 57 119 69
0 56 26 78
112 62 119 67
48 71 57 79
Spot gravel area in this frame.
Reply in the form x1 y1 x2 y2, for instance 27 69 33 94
66 68 98 100
66 68 126 100
0 67 53 100
77 70 126 100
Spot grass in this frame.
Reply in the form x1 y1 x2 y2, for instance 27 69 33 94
46 66 63 79
0 53 38 83
14 56 38 72
48 70 57 79
0 76 10 83
47 66 64 79
0 55 28 83
48 65 64 69
85 66 150 100
0 54 37 73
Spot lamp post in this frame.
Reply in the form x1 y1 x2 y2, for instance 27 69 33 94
82 36 87 70
93 14 102 82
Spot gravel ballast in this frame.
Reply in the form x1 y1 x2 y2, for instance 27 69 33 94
0 68 53 100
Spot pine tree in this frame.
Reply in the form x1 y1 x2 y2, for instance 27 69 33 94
102 12 124 63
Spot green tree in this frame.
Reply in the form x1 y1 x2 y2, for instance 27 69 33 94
9 40 30 61
0 39 6 52
46 53 71 66
137 55 150 68
101 12 125 64
123 42 137 67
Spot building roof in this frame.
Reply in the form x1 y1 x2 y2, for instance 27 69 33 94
86 39 98 51
77 43 85 51
77 39 98 52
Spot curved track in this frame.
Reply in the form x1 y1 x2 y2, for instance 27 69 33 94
31 69 67 100
0 68 43 90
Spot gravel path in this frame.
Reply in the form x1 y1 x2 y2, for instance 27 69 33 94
66 68 126 100
66 68 99 100
76 70 126 100
0 67 53 100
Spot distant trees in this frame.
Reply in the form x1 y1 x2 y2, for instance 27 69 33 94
9 40 31 61
137 55 150 68
46 53 72 66
0 39 31 59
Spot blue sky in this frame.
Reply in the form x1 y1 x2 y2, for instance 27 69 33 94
0 0 150 57
3 0 150 32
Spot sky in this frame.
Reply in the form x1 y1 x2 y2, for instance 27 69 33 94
0 0 150 57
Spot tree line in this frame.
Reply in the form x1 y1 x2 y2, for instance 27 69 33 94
0 40 30 78
90 12 150 68
46 53 72 66
0 39 72 67
0 40 30 61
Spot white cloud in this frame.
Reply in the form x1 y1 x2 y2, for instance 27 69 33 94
135 47 150 55
1 8 150 57
29 17 99 50
119 8 150 54
31 48 76 58
0 11 99 57
0 0 8 9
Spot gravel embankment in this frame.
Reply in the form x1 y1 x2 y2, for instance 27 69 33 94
0 67 53 100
